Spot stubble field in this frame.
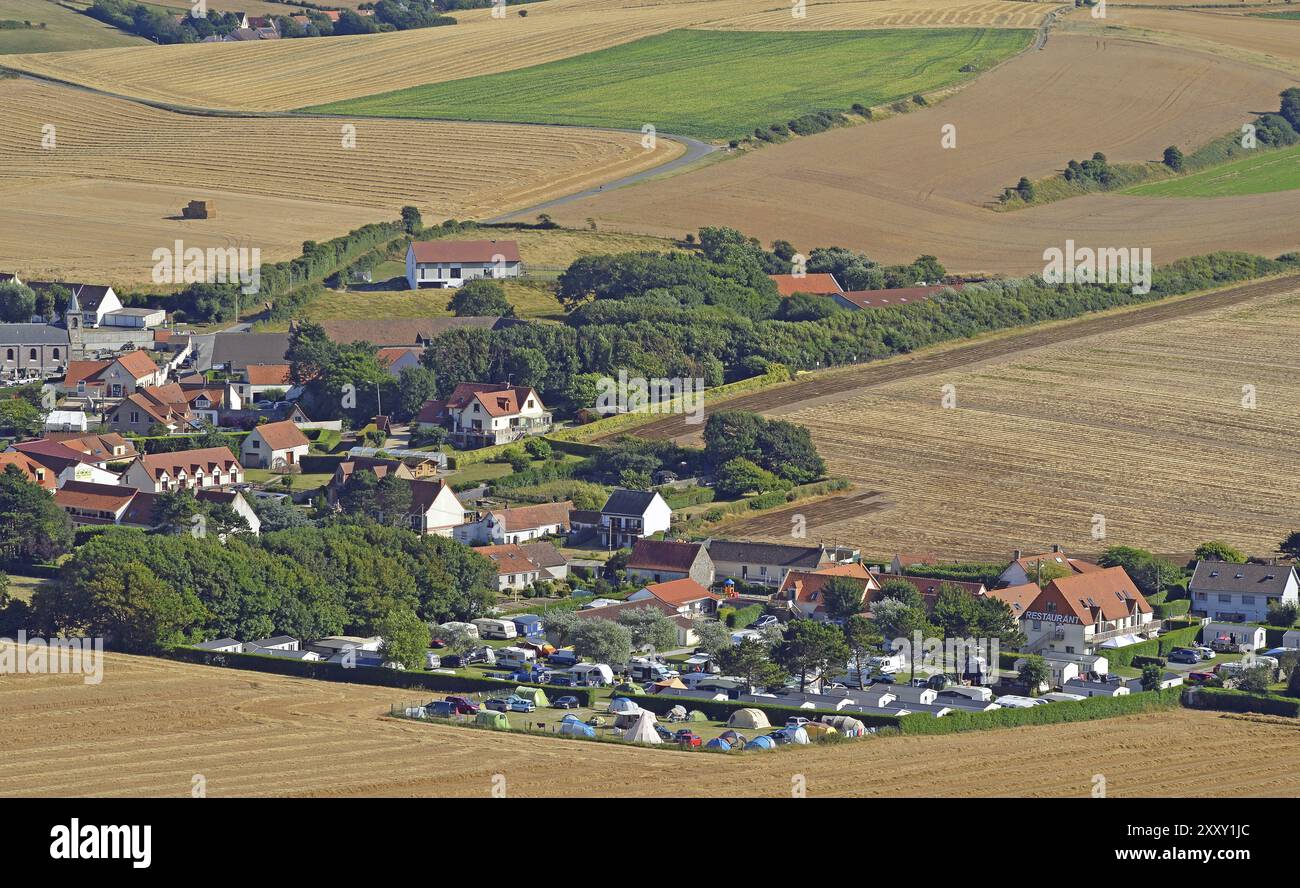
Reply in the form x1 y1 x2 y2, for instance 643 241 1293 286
536 29 1300 273
718 282 1300 561
1 0 1049 112
0 77 681 282
3 648 1299 797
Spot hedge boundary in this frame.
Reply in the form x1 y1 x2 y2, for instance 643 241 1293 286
895 686 1186 734
1182 687 1300 718
168 646 600 706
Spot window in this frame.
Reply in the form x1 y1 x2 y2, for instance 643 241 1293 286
129 412 139 423
1242 595 1255 605
52 348 60 359
5 349 12 361
1196 592 1207 601
1218 594 1232 603
451 266 462 278
29 349 37 360
251 439 260 449
1032 620 1041 631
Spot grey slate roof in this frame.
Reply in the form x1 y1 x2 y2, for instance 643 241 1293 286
1190 561 1296 598
706 539 825 569
211 332 292 370
601 488 660 517
0 323 69 345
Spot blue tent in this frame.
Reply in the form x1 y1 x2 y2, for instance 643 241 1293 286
745 735 776 751
705 738 732 752
559 719 596 738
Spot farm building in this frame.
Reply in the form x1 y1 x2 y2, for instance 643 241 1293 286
768 273 842 297
405 239 522 289
833 283 964 311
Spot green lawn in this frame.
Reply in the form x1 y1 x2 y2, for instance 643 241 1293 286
0 0 148 53
1124 142 1300 198
303 28 1032 140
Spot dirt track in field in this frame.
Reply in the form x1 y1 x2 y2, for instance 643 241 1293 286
3 648 1298 797
612 272 1300 443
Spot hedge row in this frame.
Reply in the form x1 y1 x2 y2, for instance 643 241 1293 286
1102 621 1203 668
620 691 902 730
896 686 1186 735
1183 687 1300 718
168 646 600 706
1154 599 1191 620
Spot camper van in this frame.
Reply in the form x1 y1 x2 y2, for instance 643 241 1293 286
867 651 906 674
496 646 536 671
548 648 579 668
569 663 615 687
472 618 518 641
626 657 678 683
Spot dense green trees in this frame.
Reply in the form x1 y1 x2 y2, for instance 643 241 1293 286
703 411 826 484
0 467 73 564
447 279 515 317
32 521 497 653
0 280 36 323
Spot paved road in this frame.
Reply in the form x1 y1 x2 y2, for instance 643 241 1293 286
608 273 1300 442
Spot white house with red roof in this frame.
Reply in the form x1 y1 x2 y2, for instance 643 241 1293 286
1019 566 1155 655
778 562 880 620
405 239 522 289
121 446 243 493
627 577 719 616
60 350 164 399
240 420 310 469
416 382 551 448
999 545 1101 587
454 499 572 546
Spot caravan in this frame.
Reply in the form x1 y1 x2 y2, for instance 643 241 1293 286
569 663 615 687
496 646 536 671
472 618 518 641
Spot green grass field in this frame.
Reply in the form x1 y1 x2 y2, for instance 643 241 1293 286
303 28 1032 140
1124 142 1300 198
0 0 148 53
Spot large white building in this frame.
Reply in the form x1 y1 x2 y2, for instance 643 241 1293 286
1188 561 1299 623
405 240 522 290
1018 566 1156 656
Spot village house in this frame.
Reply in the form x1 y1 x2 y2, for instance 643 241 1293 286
235 363 293 403
474 543 543 592
705 540 827 589
1188 560 1299 623
599 489 672 549
518 541 568 581
121 446 244 493
61 351 164 400
7 438 120 486
377 347 422 377
984 582 1042 621
330 457 417 497
779 562 880 620
889 552 939 574
625 538 715 587
768 273 843 297
105 385 197 436
627 577 719 616
54 480 260 534
998 545 1101 587
416 382 552 448
405 239 522 289
1018 566 1155 656
406 479 466 537
0 451 56 489
874 573 988 611
571 598 701 647
240 420 310 469
455 500 572 546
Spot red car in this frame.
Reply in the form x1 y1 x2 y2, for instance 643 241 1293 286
674 730 702 748
1186 671 1216 684
444 696 479 714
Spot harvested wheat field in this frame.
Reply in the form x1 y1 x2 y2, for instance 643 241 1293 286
2 647 1298 797
3 0 1047 112
719 282 1300 561
540 28 1300 272
0 78 680 282
1071 7 1300 77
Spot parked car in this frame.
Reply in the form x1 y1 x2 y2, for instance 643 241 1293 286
1193 646 1216 661
552 696 580 709
785 716 810 729
548 649 579 667
654 724 675 741
444 696 479 715
1169 649 1201 665
674 730 702 748
506 696 536 713
749 615 779 630
549 674 576 687
908 678 930 688
441 654 464 668
869 672 896 685
484 698 510 712
424 701 458 718
1186 671 1217 684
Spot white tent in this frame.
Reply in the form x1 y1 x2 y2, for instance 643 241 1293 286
608 697 641 714
727 708 771 730
623 711 662 745
784 726 810 745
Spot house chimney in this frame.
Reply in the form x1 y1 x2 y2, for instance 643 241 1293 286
1012 549 1022 561
1051 543 1061 553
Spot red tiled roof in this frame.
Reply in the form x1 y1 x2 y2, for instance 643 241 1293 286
0 452 55 489
768 273 842 297
640 578 718 606
134 447 241 482
1040 567 1152 625
251 420 308 452
113 350 159 380
473 543 541 576
487 500 572 533
244 364 291 386
409 239 521 264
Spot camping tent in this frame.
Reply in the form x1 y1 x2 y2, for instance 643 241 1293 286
802 722 838 739
688 709 708 722
783 726 810 745
668 704 688 721
559 718 596 738
608 697 641 714
623 711 662 745
744 735 776 751
727 708 771 730
475 710 510 730
821 715 866 737
719 730 746 746
653 677 687 692
705 738 732 752
515 686 549 708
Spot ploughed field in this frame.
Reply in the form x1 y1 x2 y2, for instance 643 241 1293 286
714 279 1300 561
0 77 680 282
3 647 1298 797
305 28 1032 140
